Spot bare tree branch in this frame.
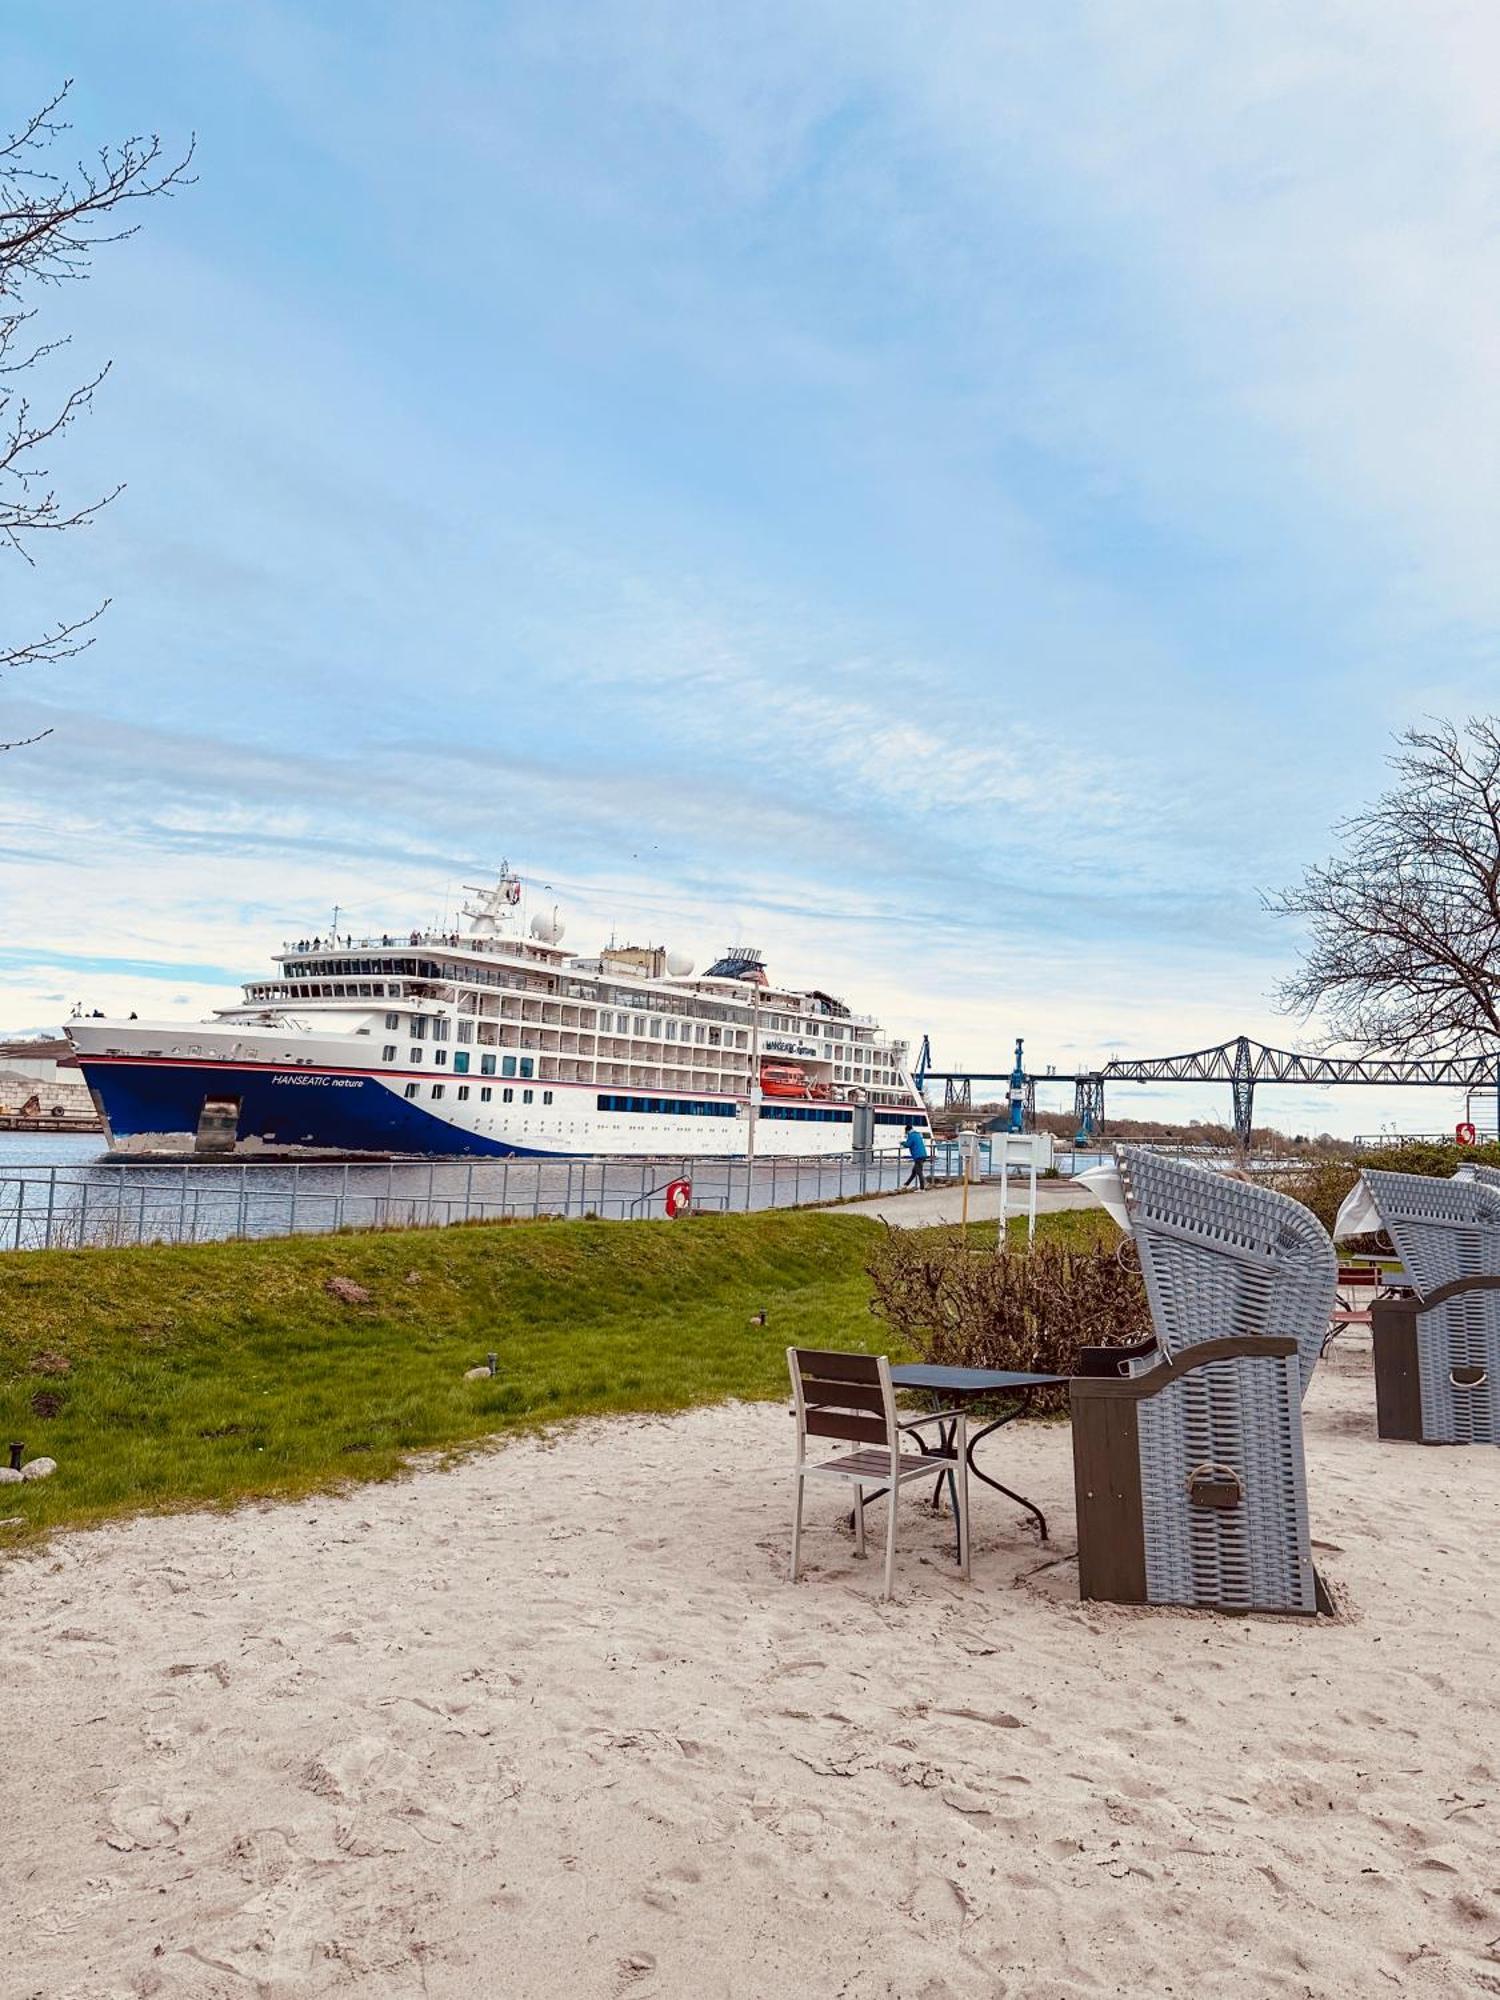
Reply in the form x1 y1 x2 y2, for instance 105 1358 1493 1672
0 79 193 745
1267 718 1500 1059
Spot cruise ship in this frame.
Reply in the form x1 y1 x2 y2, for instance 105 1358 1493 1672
66 868 931 1160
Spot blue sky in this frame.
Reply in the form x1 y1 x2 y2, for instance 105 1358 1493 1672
4 2 1499 1137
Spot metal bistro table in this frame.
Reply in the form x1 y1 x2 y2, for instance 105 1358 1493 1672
889 1363 1067 1545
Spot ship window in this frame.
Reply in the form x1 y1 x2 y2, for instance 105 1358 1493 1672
480 1087 492 1103
433 1018 449 1041
519 1058 534 1078
457 1019 473 1043
382 1045 397 1063
522 1088 533 1105
453 1051 469 1073
431 1083 444 1099
410 1047 423 1064
404 1082 419 1099
500 1055 516 1077
633 1017 645 1036
385 1012 399 1031
708 1027 721 1046
410 1017 427 1039
615 1013 628 1033
457 1085 470 1101
434 1048 448 1066
542 1090 553 1104
502 1087 514 1103
665 1019 677 1040
480 1054 496 1075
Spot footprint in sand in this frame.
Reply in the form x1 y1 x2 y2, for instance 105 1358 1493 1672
898 1874 970 1940
102 1794 183 1852
302 1733 421 1805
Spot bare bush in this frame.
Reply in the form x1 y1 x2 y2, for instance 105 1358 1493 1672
867 1232 1152 1412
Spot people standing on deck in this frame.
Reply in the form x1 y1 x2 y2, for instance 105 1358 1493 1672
903 1120 929 1191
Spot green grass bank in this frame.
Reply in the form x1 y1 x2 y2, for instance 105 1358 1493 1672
0 1205 1112 1545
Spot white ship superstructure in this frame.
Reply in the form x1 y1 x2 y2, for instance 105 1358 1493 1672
67 868 930 1160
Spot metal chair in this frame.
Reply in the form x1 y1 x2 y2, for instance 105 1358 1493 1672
1070 1150 1335 1615
1354 1169 1500 1446
787 1348 970 1600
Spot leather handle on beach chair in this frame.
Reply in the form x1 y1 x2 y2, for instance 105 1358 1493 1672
1186 1462 1243 1511
1450 1366 1488 1389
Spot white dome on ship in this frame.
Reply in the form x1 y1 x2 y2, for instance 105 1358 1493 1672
530 913 565 944
665 951 694 977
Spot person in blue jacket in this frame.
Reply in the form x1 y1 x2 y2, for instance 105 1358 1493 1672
903 1120 930 1190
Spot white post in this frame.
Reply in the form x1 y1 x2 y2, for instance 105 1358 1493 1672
996 1134 1039 1249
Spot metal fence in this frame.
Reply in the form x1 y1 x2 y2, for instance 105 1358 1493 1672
0 1149 916 1252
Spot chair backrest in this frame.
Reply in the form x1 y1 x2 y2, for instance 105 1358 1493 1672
1117 1148 1336 1398
787 1349 898 1458
1358 1168 1500 1296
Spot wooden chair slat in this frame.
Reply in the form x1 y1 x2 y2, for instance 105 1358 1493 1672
803 1408 890 1447
792 1348 880 1383
801 1379 886 1415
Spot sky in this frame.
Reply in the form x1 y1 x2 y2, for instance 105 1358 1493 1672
3 1 1499 1139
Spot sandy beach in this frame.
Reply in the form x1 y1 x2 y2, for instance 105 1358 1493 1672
4 1348 1499 2000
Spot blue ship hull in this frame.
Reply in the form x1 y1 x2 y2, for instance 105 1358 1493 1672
78 1059 559 1158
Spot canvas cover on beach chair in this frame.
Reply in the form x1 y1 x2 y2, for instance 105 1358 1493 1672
1071 1149 1336 1616
1346 1169 1500 1447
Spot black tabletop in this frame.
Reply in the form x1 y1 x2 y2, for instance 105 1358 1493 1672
889 1363 1067 1392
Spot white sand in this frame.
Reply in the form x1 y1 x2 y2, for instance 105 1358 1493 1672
4 1352 1500 2000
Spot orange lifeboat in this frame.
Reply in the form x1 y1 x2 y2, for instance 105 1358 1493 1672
760 1059 811 1099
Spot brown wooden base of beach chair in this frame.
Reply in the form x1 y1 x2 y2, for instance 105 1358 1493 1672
1070 1336 1320 1616
1372 1277 1500 1445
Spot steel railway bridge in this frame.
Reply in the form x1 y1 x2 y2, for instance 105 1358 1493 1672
912 1034 1500 1149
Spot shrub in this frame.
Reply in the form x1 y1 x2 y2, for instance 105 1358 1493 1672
1260 1159 1361 1237
1264 1140 1500 1239
866 1230 1152 1412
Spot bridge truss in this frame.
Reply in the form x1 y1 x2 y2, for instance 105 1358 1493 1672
913 1034 1500 1148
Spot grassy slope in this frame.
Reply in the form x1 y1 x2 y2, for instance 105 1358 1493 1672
0 1206 1109 1543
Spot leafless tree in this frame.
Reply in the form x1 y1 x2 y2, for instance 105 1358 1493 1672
1 81 192 746
1270 718 1500 1057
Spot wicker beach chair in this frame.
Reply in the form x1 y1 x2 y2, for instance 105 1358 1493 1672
1353 1169 1500 1447
1070 1149 1336 1615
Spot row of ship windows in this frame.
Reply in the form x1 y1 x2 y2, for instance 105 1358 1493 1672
758 1105 856 1123
394 1009 747 1050
385 1047 534 1076
386 1036 891 1084
392 1082 921 1121
596 1094 738 1118
255 980 889 1057
402 1084 555 1105
388 1010 899 1064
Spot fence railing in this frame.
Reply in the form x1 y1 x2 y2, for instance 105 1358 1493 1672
0 1149 912 1252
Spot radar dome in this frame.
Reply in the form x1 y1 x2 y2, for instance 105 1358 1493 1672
665 950 694 978
530 912 565 944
